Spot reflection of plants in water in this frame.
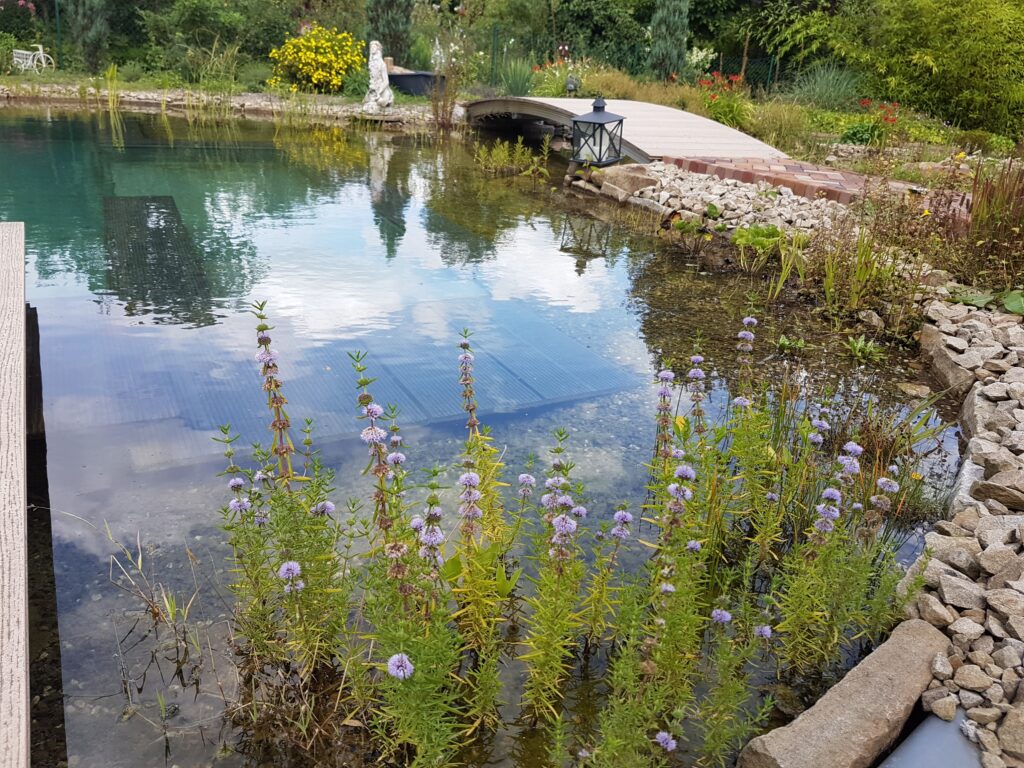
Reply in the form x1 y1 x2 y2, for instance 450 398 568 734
147 302 940 767
273 125 370 175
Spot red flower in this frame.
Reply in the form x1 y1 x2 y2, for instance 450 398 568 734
709 93 719 102
859 98 872 108
698 78 713 88
728 74 741 82
711 70 720 77
532 65 540 72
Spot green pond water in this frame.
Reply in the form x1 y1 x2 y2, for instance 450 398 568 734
0 110 959 767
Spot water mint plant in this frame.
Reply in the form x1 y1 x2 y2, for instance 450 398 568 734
212 303 934 766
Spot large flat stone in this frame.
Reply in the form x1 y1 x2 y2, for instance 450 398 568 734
737 620 949 768
921 325 975 400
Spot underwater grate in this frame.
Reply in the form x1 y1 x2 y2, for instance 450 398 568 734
103 196 216 327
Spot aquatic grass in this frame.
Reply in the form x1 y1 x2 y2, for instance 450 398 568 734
196 303 937 765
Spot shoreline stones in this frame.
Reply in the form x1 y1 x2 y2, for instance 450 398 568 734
909 297 1024 767
571 161 845 234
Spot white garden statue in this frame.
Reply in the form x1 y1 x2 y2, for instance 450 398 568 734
363 40 394 115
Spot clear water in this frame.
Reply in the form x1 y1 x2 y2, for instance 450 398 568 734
0 110 958 767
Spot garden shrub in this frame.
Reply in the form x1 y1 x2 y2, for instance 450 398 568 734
552 0 648 75
268 24 366 94
817 0 1024 137
648 0 691 80
956 129 1018 157
0 32 16 76
0 2 36 40
117 60 145 82
697 71 754 130
237 60 273 92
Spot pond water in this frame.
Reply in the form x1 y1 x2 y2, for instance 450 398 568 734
1 110 959 767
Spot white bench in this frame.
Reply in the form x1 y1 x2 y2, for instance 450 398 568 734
12 45 54 73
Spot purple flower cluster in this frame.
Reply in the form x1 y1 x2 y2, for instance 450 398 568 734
654 731 677 751
518 473 536 497
311 500 335 516
711 608 732 624
686 539 701 552
813 486 842 534
611 509 632 540
755 624 773 639
458 472 483 521
278 561 304 593
386 652 414 680
736 316 757 361
418 501 445 563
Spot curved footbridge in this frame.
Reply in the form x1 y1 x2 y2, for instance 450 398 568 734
465 96 788 163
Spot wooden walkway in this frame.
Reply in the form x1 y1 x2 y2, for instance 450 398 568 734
0 222 28 768
465 96 787 163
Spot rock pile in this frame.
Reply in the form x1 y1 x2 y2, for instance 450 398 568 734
909 299 1024 768
570 162 845 233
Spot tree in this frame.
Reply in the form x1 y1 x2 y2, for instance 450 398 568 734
648 0 690 79
67 0 110 71
365 0 414 64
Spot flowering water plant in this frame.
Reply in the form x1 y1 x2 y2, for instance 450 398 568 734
214 301 934 766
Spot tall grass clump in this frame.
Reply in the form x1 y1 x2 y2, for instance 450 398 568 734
210 301 938 766
499 58 535 96
788 61 864 111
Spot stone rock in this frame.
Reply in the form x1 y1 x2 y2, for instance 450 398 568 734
971 706 1006 725
932 652 955 680
927 532 983 558
995 645 1024 669
981 754 1006 768
599 181 633 203
962 690 986 708
954 504 984 532
931 695 959 721
593 164 658 196
999 705 1024 759
986 683 1006 704
922 686 952 710
989 588 1024 617
950 617 987 641
1007 615 1024 640
984 545 1024 575
920 324 975 399
955 664 996 692
990 558 1024 590
979 726 1002 753
971 650 996 667
976 635 997 655
974 482 1024 513
945 547 983 579
919 592 956 627
939 573 988 610
986 382 1013 401
978 515 1024 544
897 382 932 399
858 309 885 331
737 620 949 768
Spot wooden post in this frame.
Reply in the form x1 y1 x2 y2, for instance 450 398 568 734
0 222 28 768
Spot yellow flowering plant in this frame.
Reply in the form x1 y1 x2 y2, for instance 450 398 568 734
268 24 366 94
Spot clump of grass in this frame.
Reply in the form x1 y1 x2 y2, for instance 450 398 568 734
788 61 864 112
750 99 812 153
499 58 535 96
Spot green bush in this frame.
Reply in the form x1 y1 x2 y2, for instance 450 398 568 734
237 61 273 92
788 60 863 111
118 60 145 82
0 32 16 76
821 0 1024 137
553 0 647 74
840 120 883 145
499 58 534 96
956 129 1018 157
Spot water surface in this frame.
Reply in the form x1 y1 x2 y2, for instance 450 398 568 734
0 110 958 767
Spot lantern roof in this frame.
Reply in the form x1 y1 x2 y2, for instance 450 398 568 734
573 97 624 125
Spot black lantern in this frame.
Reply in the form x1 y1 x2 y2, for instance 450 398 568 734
571 97 624 167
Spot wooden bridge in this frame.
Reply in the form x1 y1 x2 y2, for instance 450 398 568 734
465 97 787 164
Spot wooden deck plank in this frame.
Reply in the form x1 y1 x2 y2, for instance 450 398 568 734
465 97 787 162
0 222 28 768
